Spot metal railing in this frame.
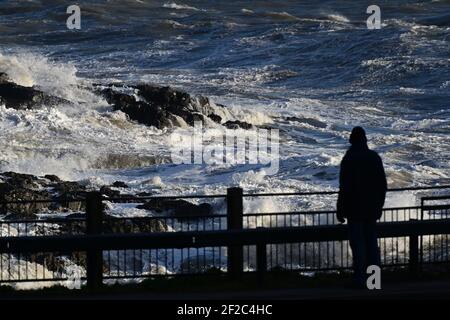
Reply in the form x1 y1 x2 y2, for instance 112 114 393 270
0 185 449 289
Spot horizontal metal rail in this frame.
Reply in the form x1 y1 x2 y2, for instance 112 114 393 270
1 185 449 205
1 219 449 253
242 185 450 198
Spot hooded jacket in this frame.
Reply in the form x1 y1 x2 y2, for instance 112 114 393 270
337 143 387 221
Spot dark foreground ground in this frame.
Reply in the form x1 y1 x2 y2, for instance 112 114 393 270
1 266 450 300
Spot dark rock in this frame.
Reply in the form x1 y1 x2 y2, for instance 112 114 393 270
3 212 39 220
65 213 85 219
51 181 87 212
179 255 221 273
112 181 129 188
99 186 121 198
286 116 327 129
207 113 222 123
0 80 67 110
223 120 253 130
0 72 9 83
52 181 85 195
137 198 213 216
0 184 52 216
28 253 71 273
137 192 153 197
102 216 168 234
100 84 231 129
57 212 168 235
44 174 61 182
1 172 40 189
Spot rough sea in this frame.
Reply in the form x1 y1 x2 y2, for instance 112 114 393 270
1 0 449 214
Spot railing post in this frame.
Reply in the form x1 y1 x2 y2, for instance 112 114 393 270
409 218 419 274
227 187 243 279
256 241 267 285
86 191 103 291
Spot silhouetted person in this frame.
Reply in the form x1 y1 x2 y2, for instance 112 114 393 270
337 126 387 287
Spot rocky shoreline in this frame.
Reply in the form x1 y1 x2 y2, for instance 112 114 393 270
0 171 214 221
0 72 253 130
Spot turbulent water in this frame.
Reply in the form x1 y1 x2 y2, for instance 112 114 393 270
1 0 450 212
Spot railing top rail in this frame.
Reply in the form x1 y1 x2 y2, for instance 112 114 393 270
244 206 422 216
421 195 450 201
1 219 450 253
104 194 227 202
0 217 85 224
422 204 450 211
0 198 85 205
102 214 228 220
243 185 450 198
0 205 423 223
0 185 448 206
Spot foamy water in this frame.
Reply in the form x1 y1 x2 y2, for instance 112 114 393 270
0 0 450 288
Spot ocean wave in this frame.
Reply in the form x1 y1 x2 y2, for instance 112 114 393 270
326 14 350 23
0 51 98 104
163 2 203 12
263 11 301 21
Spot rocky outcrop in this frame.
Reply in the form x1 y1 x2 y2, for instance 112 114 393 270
0 71 256 130
285 116 327 129
0 172 53 217
56 213 169 235
0 172 175 232
223 120 253 130
137 198 213 216
0 172 89 217
112 181 128 188
102 216 169 234
100 84 225 129
0 76 67 110
179 255 222 273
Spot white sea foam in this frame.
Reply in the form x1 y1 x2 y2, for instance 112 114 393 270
163 2 202 11
326 14 350 23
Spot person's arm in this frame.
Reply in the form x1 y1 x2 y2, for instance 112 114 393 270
337 155 349 223
377 155 387 208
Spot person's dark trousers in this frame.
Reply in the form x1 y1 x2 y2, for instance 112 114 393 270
348 220 381 286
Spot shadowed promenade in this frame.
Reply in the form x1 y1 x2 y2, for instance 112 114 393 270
2 278 450 300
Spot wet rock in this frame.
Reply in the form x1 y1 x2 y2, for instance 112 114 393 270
137 192 153 197
0 80 67 110
286 116 327 129
1 172 40 189
0 172 91 216
52 181 87 212
3 212 39 221
0 180 52 216
179 255 222 273
99 186 121 198
100 83 254 130
27 251 103 274
112 181 129 188
56 211 168 235
223 120 253 130
44 175 61 182
0 72 9 83
137 198 213 216
207 113 222 123
102 216 169 234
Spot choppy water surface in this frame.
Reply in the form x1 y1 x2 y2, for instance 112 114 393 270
0 0 449 211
